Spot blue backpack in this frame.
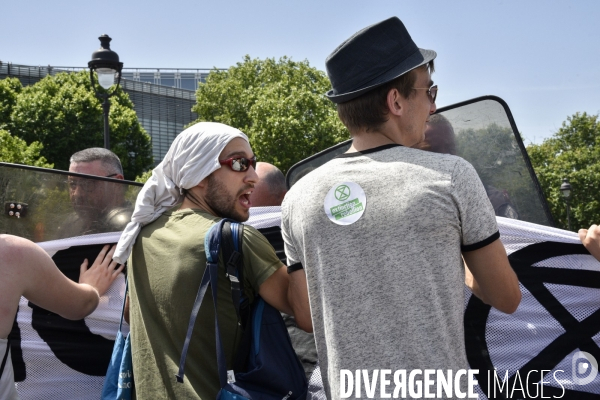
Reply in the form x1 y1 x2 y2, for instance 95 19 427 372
176 219 308 400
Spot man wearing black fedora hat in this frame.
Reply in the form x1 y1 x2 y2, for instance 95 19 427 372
281 16 521 398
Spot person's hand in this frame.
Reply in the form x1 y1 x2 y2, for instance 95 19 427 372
79 244 124 296
579 224 600 262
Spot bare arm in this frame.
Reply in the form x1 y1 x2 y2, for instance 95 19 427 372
258 265 312 332
287 268 312 332
1 235 122 330
26 243 123 320
462 238 521 313
579 224 600 262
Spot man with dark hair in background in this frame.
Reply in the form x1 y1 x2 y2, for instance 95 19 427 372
281 16 521 398
58 148 131 238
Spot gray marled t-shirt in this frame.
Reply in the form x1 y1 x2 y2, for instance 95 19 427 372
282 144 498 399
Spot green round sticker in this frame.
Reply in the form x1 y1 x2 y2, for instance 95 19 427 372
324 181 367 225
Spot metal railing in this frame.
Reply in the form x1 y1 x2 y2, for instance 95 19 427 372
0 61 226 91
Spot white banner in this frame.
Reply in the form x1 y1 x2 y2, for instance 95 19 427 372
10 215 600 399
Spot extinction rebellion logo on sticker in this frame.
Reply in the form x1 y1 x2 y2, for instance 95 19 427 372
324 181 367 225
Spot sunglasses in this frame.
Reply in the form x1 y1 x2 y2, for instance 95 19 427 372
412 85 438 104
219 156 257 172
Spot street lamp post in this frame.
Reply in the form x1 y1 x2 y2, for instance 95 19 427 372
560 178 572 230
88 35 123 150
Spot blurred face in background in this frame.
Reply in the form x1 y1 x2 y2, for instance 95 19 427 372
413 118 457 156
68 160 123 220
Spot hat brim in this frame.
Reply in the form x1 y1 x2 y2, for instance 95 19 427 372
326 48 436 104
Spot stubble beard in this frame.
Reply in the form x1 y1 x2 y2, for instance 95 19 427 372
205 175 249 222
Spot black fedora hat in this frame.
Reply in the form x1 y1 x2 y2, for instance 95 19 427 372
325 17 436 104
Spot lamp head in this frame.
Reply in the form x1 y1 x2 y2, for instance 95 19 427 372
88 35 123 89
560 178 572 199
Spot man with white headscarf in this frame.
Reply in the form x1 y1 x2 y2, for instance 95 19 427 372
113 122 311 399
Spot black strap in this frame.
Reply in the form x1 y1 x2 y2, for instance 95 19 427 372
233 223 250 330
119 279 129 332
179 258 228 386
287 262 304 274
222 221 244 327
0 339 10 379
176 261 214 383
223 222 250 329
175 262 227 387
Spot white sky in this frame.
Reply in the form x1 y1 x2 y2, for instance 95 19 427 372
2 0 599 145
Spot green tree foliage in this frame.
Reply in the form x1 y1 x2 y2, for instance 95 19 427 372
527 112 600 230
0 77 22 128
135 169 153 183
456 123 550 225
191 56 349 174
1 71 153 179
0 129 52 168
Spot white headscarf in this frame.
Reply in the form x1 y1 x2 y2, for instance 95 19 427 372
113 122 248 263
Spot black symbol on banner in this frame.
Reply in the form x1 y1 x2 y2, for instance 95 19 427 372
465 241 600 399
10 243 120 378
8 314 25 381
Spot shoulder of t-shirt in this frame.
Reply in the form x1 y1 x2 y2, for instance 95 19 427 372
241 224 271 246
450 154 476 169
449 156 481 185
285 163 330 198
240 222 283 289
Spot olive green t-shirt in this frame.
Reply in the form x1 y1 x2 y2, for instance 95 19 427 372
129 209 282 399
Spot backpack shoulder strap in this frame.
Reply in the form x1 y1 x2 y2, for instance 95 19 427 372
222 221 249 328
176 220 226 384
177 219 249 386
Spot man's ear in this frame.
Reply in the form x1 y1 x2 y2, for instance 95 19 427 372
386 88 404 117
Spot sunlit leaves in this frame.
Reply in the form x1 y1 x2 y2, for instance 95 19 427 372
191 56 349 174
0 71 153 179
0 129 52 168
527 112 600 230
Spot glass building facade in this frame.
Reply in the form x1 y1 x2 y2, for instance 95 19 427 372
120 69 214 92
0 62 219 164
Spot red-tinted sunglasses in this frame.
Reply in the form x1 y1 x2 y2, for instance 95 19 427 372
219 156 257 172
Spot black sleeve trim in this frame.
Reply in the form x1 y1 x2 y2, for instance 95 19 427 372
461 230 500 252
287 263 304 274
335 144 402 158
